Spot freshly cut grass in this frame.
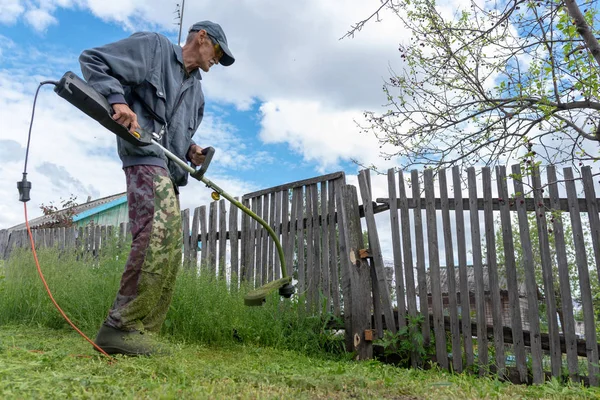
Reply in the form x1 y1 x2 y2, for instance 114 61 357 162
1 324 599 399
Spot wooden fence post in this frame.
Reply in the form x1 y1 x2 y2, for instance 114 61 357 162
338 184 373 360
358 170 397 336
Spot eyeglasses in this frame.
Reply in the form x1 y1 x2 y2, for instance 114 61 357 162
207 34 224 61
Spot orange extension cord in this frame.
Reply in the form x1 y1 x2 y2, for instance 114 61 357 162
23 202 117 363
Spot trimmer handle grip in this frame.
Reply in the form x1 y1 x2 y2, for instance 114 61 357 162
190 146 215 180
54 71 152 146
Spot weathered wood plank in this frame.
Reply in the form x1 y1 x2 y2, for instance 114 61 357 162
482 167 505 377
247 198 258 284
412 170 430 343
374 196 600 213
424 169 448 369
547 165 579 382
219 199 227 280
208 202 218 277
255 196 265 287
512 164 544 384
582 167 600 287
330 178 342 317
281 189 291 281
94 225 101 256
467 167 488 376
240 199 250 282
321 181 331 312
496 166 527 382
358 169 397 334
296 188 306 295
531 166 562 378
261 194 270 286
311 183 322 313
387 169 407 329
268 191 277 282
199 206 208 274
190 207 201 269
439 169 461 372
181 209 190 267
398 169 419 367
305 185 316 312
243 172 345 199
229 199 239 287
337 184 354 352
274 191 283 281
339 184 373 360
564 167 599 386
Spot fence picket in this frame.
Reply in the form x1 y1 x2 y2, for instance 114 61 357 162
219 199 227 280
398 169 419 367
424 169 448 369
296 188 305 294
339 184 373 359
310 184 322 313
329 179 342 316
512 164 544 384
496 166 527 382
387 169 407 329
582 167 600 286
181 209 190 266
565 167 599 386
199 206 208 273
321 181 331 311
190 207 200 269
532 166 562 377
483 167 505 377
412 170 430 344
229 199 239 286
274 191 283 281
358 170 397 334
547 165 579 382
468 167 488 375
439 169 461 372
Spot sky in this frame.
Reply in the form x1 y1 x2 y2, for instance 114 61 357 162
0 0 407 231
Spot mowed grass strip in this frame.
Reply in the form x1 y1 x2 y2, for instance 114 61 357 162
1 325 599 400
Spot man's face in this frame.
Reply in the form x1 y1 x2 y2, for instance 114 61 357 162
197 32 224 73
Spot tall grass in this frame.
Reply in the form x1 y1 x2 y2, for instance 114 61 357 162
0 243 344 358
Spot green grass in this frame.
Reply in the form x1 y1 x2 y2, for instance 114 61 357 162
1 247 600 398
2 324 600 399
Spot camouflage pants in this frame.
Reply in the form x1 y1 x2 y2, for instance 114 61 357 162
105 165 181 332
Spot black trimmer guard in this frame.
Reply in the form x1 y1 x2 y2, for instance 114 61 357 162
244 277 294 306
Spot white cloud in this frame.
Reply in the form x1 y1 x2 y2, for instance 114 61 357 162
24 7 57 32
259 99 400 173
0 0 25 24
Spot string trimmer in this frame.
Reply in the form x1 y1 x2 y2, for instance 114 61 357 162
41 71 294 306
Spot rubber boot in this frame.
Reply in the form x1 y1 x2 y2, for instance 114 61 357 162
94 324 165 356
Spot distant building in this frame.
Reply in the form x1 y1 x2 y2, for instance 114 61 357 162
424 266 537 331
7 192 128 232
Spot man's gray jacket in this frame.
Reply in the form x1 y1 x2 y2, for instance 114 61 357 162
79 32 205 187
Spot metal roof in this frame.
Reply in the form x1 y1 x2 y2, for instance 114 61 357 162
8 192 127 232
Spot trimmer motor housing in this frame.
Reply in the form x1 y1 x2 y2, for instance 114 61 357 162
54 71 153 147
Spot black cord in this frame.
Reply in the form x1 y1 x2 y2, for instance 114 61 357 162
18 80 58 203
23 80 59 174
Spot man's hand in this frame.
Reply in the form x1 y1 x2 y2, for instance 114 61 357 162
187 144 206 166
112 103 140 133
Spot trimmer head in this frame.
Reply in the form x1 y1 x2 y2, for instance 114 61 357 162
244 277 294 306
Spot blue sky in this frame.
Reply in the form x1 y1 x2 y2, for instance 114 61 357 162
0 0 406 229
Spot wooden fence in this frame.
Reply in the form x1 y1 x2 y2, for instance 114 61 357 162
2 164 600 385
357 164 600 385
